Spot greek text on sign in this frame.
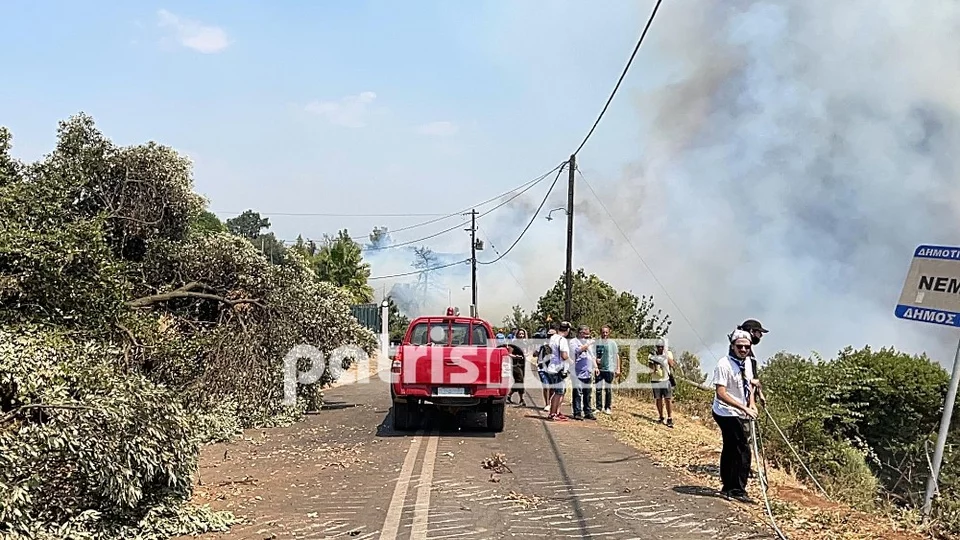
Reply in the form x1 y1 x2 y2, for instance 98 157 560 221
895 244 960 328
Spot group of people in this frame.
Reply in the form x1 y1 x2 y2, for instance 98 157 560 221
532 321 623 422
502 321 676 424
499 316 772 503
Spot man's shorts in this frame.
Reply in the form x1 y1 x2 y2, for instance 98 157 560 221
544 371 566 395
538 370 551 386
652 380 673 399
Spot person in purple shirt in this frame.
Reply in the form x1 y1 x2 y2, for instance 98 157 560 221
570 325 598 420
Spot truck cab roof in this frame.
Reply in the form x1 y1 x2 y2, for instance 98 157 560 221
403 314 494 347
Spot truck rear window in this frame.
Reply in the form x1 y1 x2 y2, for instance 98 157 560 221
407 321 492 346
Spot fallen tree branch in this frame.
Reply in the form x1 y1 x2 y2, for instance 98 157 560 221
1 403 102 424
126 282 266 309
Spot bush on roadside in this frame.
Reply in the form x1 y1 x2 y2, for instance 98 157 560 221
0 324 236 538
0 114 379 538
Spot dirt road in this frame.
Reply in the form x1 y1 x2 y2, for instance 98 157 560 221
187 372 771 539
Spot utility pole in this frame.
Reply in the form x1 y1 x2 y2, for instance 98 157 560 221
466 209 479 317
564 155 575 322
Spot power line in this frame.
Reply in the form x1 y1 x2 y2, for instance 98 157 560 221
575 166 719 359
368 259 469 281
478 165 565 265
350 163 565 241
364 163 565 252
572 0 664 157
476 224 538 306
214 210 449 217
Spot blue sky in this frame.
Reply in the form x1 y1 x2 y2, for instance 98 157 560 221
1 0 685 343
0 0 665 246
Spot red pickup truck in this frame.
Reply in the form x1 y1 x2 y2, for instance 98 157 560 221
390 309 511 432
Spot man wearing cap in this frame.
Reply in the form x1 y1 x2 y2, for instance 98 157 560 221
737 319 769 406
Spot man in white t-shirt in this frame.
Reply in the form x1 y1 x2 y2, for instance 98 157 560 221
710 329 758 501
545 321 572 421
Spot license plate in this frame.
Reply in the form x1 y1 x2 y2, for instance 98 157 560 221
436 387 467 396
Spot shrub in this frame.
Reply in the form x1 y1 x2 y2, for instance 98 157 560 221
0 324 235 538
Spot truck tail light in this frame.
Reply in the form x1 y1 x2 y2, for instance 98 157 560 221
392 360 401 371
501 357 511 379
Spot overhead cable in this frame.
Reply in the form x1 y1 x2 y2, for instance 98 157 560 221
478 165 565 265
572 0 664 157
367 259 469 281
214 210 449 217
476 224 538 305
365 163 565 252
575 167 718 357
350 163 565 241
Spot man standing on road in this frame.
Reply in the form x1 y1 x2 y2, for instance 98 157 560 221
594 325 619 415
570 325 597 420
711 329 758 502
648 339 676 428
534 328 554 412
545 322 572 421
737 319 769 406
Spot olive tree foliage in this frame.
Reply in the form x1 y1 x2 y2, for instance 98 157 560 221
0 115 377 539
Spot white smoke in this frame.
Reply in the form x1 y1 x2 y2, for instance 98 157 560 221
576 0 960 369
364 0 960 372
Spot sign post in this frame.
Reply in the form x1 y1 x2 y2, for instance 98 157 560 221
895 244 960 517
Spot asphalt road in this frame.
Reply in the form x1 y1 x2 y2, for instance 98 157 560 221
191 373 771 540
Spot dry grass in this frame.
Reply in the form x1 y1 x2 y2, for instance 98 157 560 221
599 392 934 540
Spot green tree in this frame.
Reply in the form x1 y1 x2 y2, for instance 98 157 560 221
533 269 671 338
502 304 537 334
0 114 379 538
830 346 951 502
675 350 706 384
192 209 226 234
253 231 287 264
387 296 410 342
225 210 269 240
313 229 373 303
291 234 318 257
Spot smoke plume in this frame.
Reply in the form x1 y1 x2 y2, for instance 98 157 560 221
581 0 960 368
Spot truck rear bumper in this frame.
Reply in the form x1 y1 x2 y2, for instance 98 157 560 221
393 388 507 407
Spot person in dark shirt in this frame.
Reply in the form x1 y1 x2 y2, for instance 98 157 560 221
737 319 769 406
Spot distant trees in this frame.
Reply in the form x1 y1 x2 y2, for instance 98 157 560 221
533 269 671 338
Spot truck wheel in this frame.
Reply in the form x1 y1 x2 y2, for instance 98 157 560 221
487 403 505 432
393 401 410 431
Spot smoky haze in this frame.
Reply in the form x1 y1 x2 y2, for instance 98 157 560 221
366 0 960 371
578 0 960 368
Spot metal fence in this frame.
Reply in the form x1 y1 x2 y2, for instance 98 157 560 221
350 302 382 333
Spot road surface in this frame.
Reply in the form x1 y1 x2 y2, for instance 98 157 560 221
189 372 770 539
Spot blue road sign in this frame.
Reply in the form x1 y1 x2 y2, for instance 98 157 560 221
896 244 960 328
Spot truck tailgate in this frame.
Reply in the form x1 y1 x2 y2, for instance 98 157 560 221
399 345 508 387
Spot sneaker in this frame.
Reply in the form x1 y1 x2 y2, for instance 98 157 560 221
666 418 674 428
548 413 568 422
659 417 666 425
572 414 583 421
518 399 527 407
603 408 612 415
542 405 551 412
585 413 597 420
